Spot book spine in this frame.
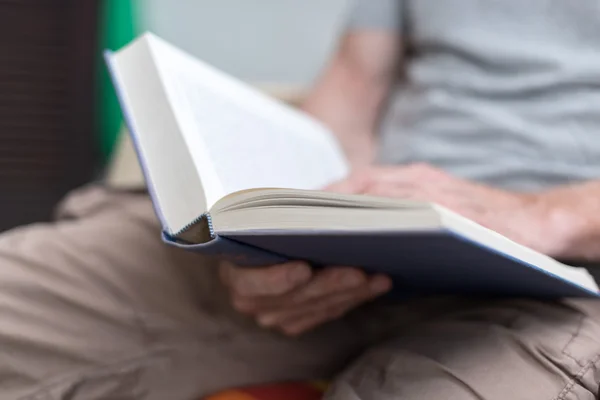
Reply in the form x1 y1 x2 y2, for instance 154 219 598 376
163 231 289 266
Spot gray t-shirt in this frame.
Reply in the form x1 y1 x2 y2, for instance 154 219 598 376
348 0 600 191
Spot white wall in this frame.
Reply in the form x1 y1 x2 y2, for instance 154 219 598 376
139 0 351 86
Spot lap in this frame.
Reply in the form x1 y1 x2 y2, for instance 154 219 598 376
3 186 600 400
0 186 367 399
328 299 600 400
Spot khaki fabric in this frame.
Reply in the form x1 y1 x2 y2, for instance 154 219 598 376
328 299 600 399
1 186 600 399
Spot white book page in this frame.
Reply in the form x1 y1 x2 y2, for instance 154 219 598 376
438 207 599 292
108 40 208 235
146 33 350 210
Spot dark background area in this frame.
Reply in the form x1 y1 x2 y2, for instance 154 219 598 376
0 0 100 231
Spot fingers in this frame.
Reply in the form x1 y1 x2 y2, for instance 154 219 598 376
220 256 393 338
366 182 423 199
232 267 368 312
278 287 388 336
230 266 393 336
220 261 313 297
257 275 392 336
290 267 367 302
324 174 370 194
368 163 449 184
324 164 449 196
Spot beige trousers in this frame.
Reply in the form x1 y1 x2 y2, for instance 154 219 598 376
1 185 600 400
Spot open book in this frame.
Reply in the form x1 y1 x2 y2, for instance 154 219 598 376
105 33 599 298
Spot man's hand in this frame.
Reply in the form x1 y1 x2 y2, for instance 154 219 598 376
329 163 580 258
220 261 391 336
219 163 598 336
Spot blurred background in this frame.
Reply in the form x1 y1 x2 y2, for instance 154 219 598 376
0 0 351 232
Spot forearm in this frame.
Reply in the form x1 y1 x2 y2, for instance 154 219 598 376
536 180 600 262
302 32 401 169
302 58 387 168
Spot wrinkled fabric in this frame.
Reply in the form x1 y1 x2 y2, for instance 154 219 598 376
1 186 599 399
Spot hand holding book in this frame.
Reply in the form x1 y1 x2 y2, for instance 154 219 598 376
219 178 391 337
334 163 580 261
221 163 596 336
221 261 391 336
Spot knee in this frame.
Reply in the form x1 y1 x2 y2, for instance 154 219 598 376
325 343 483 400
326 299 600 400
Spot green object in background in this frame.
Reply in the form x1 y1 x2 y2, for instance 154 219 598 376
97 0 139 162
